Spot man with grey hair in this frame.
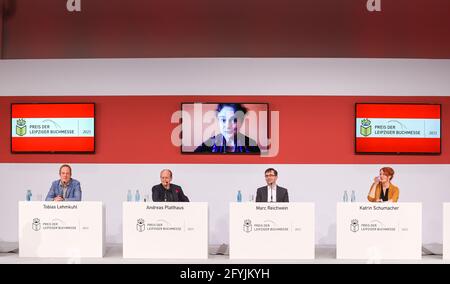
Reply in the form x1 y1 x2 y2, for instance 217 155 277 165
152 169 190 202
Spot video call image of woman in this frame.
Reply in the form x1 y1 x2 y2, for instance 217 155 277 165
194 103 261 153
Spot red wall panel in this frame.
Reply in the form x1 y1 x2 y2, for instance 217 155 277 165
0 95 448 164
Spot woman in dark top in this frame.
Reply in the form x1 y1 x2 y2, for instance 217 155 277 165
367 167 400 202
194 103 260 153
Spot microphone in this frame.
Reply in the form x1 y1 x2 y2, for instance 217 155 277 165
270 185 273 202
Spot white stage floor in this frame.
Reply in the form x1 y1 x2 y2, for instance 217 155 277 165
0 243 448 264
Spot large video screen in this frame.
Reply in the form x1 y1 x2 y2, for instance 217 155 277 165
355 103 441 154
11 103 95 153
181 103 269 154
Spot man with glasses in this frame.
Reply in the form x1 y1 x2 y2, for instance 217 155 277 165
255 168 289 202
152 169 190 202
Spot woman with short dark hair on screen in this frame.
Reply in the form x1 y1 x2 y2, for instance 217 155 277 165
367 167 399 203
194 103 261 153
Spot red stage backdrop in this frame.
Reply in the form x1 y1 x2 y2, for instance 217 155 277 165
0 95 448 164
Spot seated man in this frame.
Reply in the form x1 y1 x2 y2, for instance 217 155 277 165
256 168 289 202
152 169 189 202
45 164 82 201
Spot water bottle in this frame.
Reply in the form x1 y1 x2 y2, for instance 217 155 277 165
26 190 32 201
135 190 140 202
343 190 348 202
351 190 356 202
237 190 242 202
127 190 132 202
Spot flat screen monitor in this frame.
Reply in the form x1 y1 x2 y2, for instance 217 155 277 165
355 103 441 154
181 103 269 154
11 103 95 153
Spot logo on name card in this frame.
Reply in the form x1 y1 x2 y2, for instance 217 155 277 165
136 218 145 232
350 219 359 232
32 218 41 231
243 219 252 233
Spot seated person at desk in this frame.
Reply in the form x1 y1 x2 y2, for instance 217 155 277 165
45 164 82 201
367 167 399 203
255 168 289 202
152 169 190 202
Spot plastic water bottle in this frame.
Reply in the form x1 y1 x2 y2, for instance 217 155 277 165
343 190 348 202
135 190 140 202
237 190 242 202
26 190 32 201
127 190 132 202
351 190 356 202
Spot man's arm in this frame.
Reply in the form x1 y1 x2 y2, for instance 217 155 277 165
177 186 190 202
66 182 82 201
45 182 56 201
152 186 160 202
255 188 262 202
283 188 289 202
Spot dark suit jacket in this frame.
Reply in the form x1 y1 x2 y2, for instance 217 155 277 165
152 183 190 202
255 185 289 202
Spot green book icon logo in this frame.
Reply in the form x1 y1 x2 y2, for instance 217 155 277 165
16 118 27 136
360 118 371 136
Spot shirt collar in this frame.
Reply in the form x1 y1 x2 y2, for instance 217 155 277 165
60 179 71 187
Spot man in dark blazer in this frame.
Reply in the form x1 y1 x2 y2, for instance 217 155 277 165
255 168 289 202
152 169 190 202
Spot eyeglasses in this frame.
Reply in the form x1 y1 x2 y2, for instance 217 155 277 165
265 174 276 177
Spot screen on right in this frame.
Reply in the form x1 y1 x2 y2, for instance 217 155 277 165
355 103 441 154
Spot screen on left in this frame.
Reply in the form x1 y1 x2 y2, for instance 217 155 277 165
11 103 95 153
